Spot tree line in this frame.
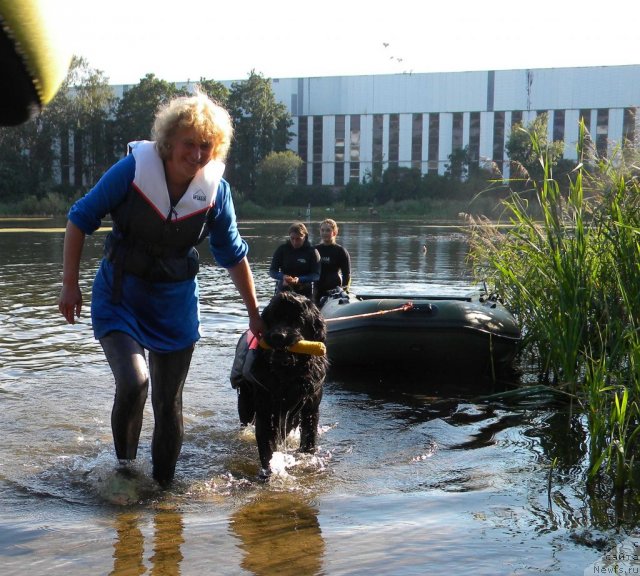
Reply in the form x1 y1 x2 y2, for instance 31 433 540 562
0 55 581 216
0 56 293 213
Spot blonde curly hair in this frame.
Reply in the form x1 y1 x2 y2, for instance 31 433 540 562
152 89 233 162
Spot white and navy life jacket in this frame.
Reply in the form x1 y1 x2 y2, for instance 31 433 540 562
105 140 225 299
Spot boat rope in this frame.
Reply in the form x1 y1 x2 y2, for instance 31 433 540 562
325 301 413 323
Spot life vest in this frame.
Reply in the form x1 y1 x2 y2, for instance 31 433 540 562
127 140 224 223
230 330 260 389
104 141 225 301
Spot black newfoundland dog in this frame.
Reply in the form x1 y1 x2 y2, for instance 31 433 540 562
230 290 328 478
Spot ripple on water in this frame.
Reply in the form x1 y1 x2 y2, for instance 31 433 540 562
0 224 613 574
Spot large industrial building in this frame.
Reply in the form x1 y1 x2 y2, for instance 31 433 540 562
120 65 640 186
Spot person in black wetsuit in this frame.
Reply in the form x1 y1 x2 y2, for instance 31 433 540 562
268 222 320 299
314 218 351 306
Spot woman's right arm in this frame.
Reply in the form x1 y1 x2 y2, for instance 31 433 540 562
58 221 86 324
58 155 135 324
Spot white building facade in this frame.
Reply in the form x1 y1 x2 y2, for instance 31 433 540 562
264 65 640 185
117 65 640 186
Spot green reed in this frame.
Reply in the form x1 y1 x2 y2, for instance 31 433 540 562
468 120 640 515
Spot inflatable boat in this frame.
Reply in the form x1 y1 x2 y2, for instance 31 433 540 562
320 289 521 376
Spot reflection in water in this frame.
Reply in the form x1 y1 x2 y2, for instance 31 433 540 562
111 509 184 576
111 512 145 576
230 492 324 576
0 220 618 574
150 510 185 575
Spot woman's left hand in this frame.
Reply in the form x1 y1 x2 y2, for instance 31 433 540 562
249 314 266 339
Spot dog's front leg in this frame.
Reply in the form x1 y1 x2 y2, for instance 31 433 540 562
298 397 321 453
254 413 276 478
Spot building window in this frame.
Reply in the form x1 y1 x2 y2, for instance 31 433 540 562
469 112 480 170
428 113 439 174
411 113 423 170
312 116 323 185
623 107 636 146
298 116 308 184
335 115 345 185
350 115 360 182
373 114 384 179
553 110 565 142
389 114 399 168
493 111 505 172
579 109 591 133
511 111 523 128
596 108 609 157
452 112 463 151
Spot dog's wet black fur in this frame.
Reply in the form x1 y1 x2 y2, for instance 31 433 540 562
232 291 328 478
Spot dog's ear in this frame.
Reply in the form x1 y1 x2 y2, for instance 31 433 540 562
261 300 273 323
303 300 327 341
313 315 327 341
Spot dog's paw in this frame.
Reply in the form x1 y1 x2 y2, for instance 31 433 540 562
258 467 272 481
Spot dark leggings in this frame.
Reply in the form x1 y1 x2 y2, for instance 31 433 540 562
100 331 194 486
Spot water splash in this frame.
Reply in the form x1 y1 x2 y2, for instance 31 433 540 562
91 457 157 506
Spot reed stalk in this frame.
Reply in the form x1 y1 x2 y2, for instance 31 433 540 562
468 119 640 512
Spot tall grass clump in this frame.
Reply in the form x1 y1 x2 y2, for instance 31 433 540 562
468 121 640 519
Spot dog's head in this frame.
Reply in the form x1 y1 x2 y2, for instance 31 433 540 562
261 291 326 351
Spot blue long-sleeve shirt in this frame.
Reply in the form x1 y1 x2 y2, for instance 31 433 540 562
68 153 248 352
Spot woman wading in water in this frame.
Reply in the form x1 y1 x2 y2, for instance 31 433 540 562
58 91 264 486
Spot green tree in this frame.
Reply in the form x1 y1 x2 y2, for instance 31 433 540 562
255 150 303 206
445 146 470 180
197 78 230 107
113 74 183 153
0 54 88 201
339 178 375 207
377 166 422 203
53 56 118 189
226 71 293 198
0 121 40 201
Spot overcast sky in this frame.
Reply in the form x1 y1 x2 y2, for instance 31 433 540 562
53 0 639 84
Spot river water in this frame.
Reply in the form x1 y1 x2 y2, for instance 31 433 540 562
0 216 628 575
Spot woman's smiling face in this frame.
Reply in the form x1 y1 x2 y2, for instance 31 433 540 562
165 126 214 183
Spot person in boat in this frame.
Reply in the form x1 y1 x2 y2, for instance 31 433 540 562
314 218 351 306
57 90 264 488
268 222 320 299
